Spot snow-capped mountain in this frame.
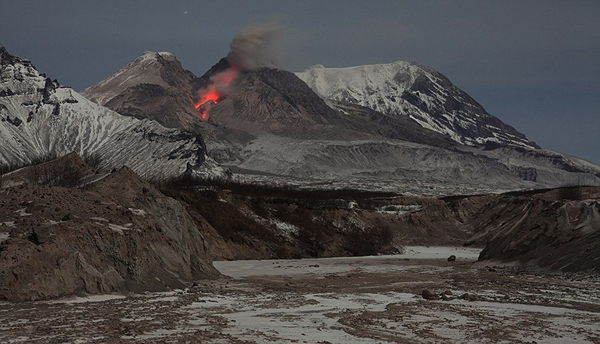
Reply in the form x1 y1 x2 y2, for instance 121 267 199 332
0 45 223 178
296 62 537 149
82 52 600 194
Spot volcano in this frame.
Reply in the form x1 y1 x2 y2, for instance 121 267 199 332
81 52 600 195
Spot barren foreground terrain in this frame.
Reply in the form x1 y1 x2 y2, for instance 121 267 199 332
1 247 599 343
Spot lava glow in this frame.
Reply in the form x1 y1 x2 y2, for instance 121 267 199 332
193 66 238 120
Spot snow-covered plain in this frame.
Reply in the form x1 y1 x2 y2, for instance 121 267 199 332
214 246 482 279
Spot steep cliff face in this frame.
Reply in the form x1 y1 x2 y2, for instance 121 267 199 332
0 164 219 301
465 187 600 272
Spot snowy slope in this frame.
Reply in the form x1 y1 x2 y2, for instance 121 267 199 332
0 45 224 178
296 62 537 149
82 51 192 105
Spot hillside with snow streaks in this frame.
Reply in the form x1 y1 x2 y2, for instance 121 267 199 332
296 62 537 149
0 45 223 178
81 51 201 131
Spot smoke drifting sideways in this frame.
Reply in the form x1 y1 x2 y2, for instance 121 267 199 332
194 21 283 120
227 21 283 71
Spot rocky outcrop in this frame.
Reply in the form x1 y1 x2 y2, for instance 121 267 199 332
0 165 218 301
466 187 600 272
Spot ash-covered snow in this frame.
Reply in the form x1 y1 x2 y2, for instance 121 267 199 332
376 204 422 216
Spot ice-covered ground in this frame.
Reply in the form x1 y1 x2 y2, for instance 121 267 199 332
1 247 599 343
214 246 482 279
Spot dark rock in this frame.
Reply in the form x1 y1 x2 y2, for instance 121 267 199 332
31 227 51 245
26 202 45 213
447 255 456 262
6 116 23 127
460 293 479 301
61 213 75 221
422 289 439 300
51 103 60 116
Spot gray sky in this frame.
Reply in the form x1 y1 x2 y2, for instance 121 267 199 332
1 0 599 163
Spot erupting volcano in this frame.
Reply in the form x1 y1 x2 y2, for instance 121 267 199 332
192 21 281 121
193 66 238 120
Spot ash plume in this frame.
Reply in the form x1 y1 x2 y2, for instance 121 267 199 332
227 21 283 71
193 21 283 120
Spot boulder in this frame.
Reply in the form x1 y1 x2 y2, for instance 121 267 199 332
61 213 75 221
460 293 479 301
422 289 439 300
31 227 51 245
447 255 456 262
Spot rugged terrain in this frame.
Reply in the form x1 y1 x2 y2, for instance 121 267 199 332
0 45 223 179
467 187 600 272
1 151 598 303
82 51 600 193
1 247 599 343
0 155 219 301
296 61 537 148
0 153 479 301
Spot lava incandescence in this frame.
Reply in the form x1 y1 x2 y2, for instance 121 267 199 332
193 66 238 120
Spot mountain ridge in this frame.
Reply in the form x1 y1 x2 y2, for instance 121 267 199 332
80 50 600 194
0 45 224 179
296 61 538 149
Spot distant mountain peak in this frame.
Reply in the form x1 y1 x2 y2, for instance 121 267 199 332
296 61 539 149
81 50 200 130
142 50 176 59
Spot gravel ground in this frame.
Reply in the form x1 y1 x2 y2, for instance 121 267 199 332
1 247 599 343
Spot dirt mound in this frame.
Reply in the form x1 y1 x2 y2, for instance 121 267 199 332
0 165 218 301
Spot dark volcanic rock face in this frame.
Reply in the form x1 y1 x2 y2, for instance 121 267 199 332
207 68 352 137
